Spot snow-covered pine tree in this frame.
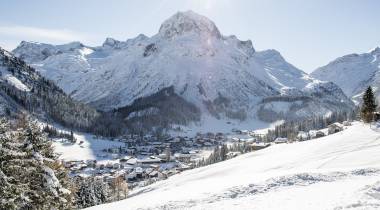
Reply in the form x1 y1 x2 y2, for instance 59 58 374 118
74 177 111 208
220 144 228 161
0 117 73 209
0 118 30 209
361 86 377 123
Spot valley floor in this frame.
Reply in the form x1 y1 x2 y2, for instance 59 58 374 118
52 132 124 162
88 122 380 210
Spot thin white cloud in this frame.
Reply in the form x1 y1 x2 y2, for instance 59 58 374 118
0 25 96 50
0 25 87 42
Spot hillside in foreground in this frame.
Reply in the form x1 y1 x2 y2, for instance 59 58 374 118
88 122 380 210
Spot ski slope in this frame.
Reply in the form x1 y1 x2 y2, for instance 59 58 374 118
88 122 380 210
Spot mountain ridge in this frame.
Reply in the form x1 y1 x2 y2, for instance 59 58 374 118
12 11 355 130
311 46 380 103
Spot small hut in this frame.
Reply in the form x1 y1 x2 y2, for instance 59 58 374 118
328 123 344 134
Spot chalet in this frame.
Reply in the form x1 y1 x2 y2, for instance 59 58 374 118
174 153 192 162
240 130 249 135
204 142 213 146
297 131 308 141
120 156 132 162
274 137 288 144
140 152 154 156
226 151 241 158
188 150 199 154
86 159 96 164
162 169 178 177
342 121 352 126
231 137 240 142
328 123 344 134
149 164 160 169
135 167 143 178
251 142 271 150
241 137 256 143
145 168 154 174
126 158 137 165
137 157 162 164
149 171 159 177
126 172 136 181
96 164 105 170
106 162 113 169
170 137 181 143
113 163 121 169
149 141 163 146
157 153 169 160
315 131 325 138
177 163 192 171
185 140 194 146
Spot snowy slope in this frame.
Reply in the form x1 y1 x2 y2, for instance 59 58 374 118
0 47 100 130
0 48 31 115
13 11 354 124
52 133 124 162
312 47 380 103
88 122 380 210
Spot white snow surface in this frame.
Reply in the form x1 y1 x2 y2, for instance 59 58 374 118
12 11 351 121
88 122 380 210
0 67 30 92
52 132 124 162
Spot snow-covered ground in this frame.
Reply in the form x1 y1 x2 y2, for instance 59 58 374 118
0 66 30 92
52 132 124 163
88 122 380 210
169 115 281 136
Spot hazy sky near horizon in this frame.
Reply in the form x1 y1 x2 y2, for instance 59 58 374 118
0 0 379 72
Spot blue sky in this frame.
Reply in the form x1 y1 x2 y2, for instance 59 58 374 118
0 0 379 72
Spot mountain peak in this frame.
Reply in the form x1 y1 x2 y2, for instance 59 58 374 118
370 46 380 55
254 49 286 62
102 37 121 48
158 10 221 39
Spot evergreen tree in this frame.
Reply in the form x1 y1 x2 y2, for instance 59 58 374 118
70 130 75 143
74 177 111 208
0 117 73 209
220 144 228 161
361 86 377 123
0 118 30 209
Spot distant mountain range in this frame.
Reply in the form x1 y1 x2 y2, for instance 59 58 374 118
312 47 380 104
10 11 355 130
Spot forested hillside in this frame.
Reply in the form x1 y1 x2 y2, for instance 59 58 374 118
0 47 124 136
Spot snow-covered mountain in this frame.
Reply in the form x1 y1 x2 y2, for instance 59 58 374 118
311 47 380 103
0 47 100 130
13 11 354 126
87 122 380 210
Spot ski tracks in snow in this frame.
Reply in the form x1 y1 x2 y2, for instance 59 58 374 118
138 168 380 210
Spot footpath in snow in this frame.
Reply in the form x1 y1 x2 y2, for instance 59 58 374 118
88 122 380 210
